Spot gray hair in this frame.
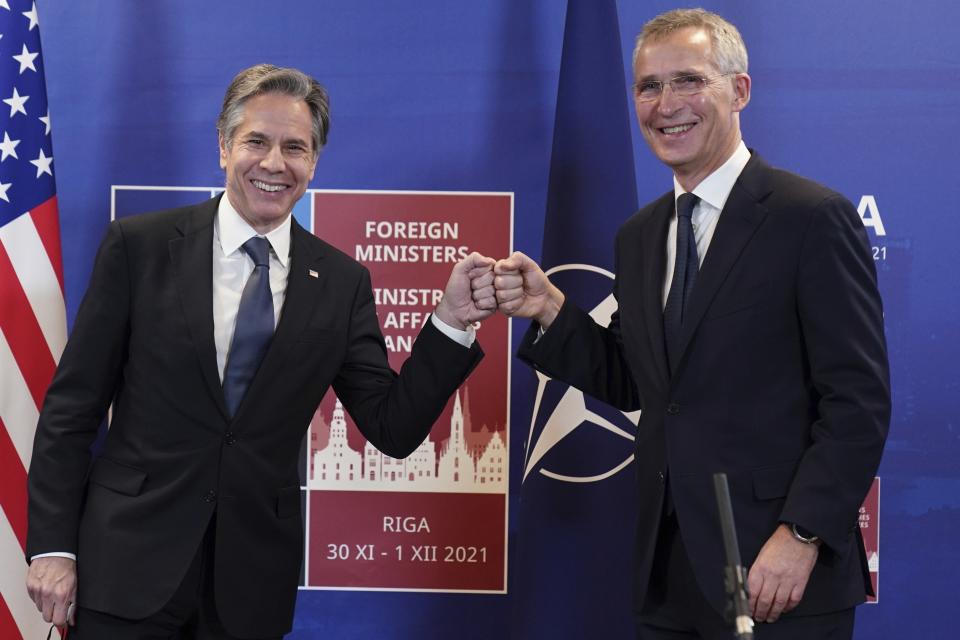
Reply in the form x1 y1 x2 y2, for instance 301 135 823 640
632 8 748 75
217 64 330 155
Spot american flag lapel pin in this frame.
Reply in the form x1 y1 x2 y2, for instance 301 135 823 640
308 269 319 278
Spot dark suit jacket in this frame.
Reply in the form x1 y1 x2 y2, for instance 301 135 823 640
27 196 482 637
518 153 890 616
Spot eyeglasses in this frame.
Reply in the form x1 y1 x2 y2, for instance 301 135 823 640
632 73 734 102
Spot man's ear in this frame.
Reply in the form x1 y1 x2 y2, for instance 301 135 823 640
218 133 228 170
732 72 751 113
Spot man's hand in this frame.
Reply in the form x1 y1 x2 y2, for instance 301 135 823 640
493 251 565 329
434 252 497 331
26 556 77 627
747 524 819 623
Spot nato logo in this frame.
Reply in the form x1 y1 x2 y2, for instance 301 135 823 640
522 263 640 484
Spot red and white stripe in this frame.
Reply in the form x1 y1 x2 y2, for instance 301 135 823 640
0 196 66 638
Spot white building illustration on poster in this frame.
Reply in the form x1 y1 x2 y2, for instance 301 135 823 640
309 389 506 493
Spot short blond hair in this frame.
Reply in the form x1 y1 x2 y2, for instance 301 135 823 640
633 8 748 74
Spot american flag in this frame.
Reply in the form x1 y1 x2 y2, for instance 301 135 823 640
0 1 66 637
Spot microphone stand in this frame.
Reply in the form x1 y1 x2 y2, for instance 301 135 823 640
713 473 754 639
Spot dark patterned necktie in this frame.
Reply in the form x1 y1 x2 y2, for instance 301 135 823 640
663 193 700 369
223 237 275 416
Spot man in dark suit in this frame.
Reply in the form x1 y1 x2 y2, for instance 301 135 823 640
494 9 889 639
25 64 497 639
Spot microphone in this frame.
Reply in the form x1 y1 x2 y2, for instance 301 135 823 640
713 472 754 639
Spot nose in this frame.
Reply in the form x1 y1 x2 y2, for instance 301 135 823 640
260 144 284 172
656 84 684 116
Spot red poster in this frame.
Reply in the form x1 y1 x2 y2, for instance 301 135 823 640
860 477 880 602
304 190 511 592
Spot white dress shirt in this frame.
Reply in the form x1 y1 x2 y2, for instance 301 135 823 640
661 141 751 308
213 196 291 381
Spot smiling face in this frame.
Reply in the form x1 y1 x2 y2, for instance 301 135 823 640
633 27 750 191
219 92 318 234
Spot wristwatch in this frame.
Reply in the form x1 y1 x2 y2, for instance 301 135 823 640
789 522 820 544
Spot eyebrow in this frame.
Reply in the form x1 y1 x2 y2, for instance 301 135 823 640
242 130 310 147
636 69 702 82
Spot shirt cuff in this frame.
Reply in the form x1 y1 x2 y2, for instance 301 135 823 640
31 552 77 562
430 313 475 347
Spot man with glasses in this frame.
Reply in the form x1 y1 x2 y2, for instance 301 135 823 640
494 8 889 639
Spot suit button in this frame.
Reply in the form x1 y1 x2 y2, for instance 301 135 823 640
204 490 217 503
666 403 680 415
657 471 666 484
225 431 237 445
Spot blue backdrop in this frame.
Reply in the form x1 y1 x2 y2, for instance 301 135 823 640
36 1 959 638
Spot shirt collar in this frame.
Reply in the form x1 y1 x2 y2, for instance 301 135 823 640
215 194 292 268
673 140 751 211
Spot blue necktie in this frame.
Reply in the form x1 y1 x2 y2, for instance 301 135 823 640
223 237 275 416
663 193 700 369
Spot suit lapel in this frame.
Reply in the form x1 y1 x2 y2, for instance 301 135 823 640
169 197 229 419
672 154 773 374
639 195 673 388
235 218 327 419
